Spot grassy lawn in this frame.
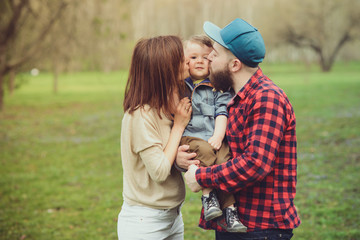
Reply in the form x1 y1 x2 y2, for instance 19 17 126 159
0 62 359 239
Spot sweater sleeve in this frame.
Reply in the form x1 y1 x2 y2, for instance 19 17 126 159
131 108 172 183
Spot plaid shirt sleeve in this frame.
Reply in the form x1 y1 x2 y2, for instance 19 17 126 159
196 89 286 191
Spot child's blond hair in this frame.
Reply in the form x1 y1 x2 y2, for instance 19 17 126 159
184 35 213 49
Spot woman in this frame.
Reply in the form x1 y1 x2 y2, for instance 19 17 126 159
117 36 192 240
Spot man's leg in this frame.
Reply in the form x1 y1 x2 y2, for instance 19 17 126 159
215 229 293 240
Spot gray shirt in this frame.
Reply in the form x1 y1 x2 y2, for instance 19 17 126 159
182 78 233 141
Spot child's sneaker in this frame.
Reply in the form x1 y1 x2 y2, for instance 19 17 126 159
217 207 247 233
201 190 222 221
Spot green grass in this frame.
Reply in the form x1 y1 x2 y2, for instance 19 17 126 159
1 62 360 239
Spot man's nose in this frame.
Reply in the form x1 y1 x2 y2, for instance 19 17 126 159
207 52 214 62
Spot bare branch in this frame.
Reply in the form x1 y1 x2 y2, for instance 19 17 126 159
328 30 351 64
8 0 15 11
0 0 30 46
26 1 41 19
4 1 68 73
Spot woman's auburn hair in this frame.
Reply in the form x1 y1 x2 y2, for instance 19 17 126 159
123 35 185 119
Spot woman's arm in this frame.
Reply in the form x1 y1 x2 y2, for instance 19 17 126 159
134 98 191 182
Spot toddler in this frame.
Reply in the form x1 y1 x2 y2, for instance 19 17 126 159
181 35 247 232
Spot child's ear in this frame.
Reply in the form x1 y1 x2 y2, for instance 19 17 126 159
228 59 241 72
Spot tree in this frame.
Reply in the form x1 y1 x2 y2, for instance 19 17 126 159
40 1 80 94
278 0 360 72
0 0 67 111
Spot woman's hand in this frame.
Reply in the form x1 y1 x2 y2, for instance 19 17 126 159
173 97 192 129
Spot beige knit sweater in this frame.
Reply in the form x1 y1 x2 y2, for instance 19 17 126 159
120 105 185 209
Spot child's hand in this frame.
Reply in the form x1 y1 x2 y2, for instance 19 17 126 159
173 97 192 129
208 135 223 150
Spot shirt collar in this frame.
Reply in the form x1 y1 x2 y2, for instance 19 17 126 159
228 67 264 106
238 67 264 99
185 77 210 87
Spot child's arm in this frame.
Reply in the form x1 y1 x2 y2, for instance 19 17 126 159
208 115 227 150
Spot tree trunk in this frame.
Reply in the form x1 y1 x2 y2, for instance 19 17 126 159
321 62 332 72
0 73 4 111
53 69 58 94
7 69 15 95
0 41 6 111
52 56 60 94
319 55 333 72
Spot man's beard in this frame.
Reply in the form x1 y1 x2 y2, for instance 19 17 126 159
209 67 233 92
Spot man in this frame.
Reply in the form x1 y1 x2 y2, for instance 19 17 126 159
177 18 300 239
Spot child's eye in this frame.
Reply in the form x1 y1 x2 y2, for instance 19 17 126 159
190 56 196 59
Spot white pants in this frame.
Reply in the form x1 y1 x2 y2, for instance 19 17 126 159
117 201 184 240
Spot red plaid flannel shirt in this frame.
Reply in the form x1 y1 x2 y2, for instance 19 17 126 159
195 68 300 231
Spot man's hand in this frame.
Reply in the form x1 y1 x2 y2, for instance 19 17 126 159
184 164 202 192
175 145 200 170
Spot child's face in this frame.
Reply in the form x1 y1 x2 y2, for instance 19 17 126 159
185 42 212 81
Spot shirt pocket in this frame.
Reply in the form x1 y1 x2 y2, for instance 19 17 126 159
227 107 246 135
199 102 215 118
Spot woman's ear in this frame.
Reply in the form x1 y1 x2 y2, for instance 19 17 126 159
228 59 242 73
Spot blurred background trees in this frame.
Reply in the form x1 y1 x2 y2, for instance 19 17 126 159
277 0 360 72
0 0 359 110
0 0 68 109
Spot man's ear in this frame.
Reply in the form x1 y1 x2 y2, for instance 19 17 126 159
228 59 242 73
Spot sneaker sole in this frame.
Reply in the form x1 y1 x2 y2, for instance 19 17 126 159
227 226 247 233
217 220 247 233
204 209 223 221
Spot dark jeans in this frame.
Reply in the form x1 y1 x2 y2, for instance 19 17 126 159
215 229 293 240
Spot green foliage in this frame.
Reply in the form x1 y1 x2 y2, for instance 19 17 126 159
1 63 360 239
